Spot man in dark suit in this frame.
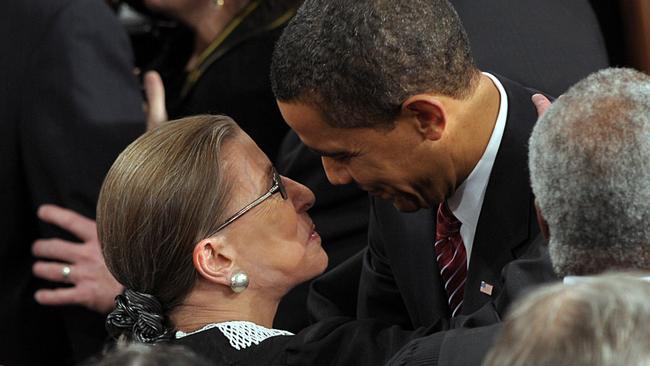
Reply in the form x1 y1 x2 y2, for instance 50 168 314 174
271 0 554 335
275 0 609 329
0 0 143 364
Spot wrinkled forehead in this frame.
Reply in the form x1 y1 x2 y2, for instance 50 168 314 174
222 133 274 198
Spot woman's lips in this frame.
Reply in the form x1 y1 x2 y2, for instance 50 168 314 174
308 224 321 245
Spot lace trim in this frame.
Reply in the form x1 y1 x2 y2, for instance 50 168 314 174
175 321 293 350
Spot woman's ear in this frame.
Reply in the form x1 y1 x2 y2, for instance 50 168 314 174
192 237 233 287
401 95 447 141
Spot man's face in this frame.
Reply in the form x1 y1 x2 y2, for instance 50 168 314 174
278 101 451 212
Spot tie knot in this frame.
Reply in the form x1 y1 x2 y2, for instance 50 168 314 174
436 202 461 236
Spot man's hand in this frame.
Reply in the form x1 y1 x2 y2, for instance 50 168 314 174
143 70 168 131
31 204 123 314
532 94 552 118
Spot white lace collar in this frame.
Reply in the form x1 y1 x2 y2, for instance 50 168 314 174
175 321 294 350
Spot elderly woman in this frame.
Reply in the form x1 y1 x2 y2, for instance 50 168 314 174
97 115 432 365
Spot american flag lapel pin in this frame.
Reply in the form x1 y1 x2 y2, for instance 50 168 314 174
480 281 494 296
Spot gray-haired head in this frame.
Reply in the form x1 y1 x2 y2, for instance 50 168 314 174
484 273 650 366
270 0 478 129
528 68 650 277
87 343 211 366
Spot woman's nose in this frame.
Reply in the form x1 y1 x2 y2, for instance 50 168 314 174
282 176 315 212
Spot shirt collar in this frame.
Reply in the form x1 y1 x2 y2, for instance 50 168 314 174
564 275 650 285
447 72 508 259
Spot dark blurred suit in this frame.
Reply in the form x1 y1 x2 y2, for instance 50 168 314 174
0 0 144 364
451 0 609 96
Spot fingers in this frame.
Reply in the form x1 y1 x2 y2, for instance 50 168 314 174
144 70 168 131
34 287 82 306
32 261 75 284
32 238 82 263
37 204 97 241
532 94 552 118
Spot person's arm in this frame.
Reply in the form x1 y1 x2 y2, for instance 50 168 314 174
385 324 502 366
307 196 409 325
25 0 143 313
356 197 414 327
307 248 364 321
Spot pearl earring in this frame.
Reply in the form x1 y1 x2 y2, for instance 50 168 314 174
213 0 225 7
230 270 249 293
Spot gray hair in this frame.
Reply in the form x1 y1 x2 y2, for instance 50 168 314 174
528 68 650 277
99 115 239 341
484 273 650 366
270 0 478 129
86 343 210 366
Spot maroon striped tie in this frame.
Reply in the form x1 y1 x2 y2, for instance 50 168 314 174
435 202 468 317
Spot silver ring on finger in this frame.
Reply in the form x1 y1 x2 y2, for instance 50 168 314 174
62 265 72 281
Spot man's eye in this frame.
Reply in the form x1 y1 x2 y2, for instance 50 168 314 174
333 155 354 163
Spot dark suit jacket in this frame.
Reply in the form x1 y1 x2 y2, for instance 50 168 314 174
385 236 556 365
175 317 430 366
310 76 548 330
0 1 144 364
355 76 544 329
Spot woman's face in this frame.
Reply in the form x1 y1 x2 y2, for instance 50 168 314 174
220 133 328 295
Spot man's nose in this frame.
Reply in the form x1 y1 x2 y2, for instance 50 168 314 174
321 157 353 185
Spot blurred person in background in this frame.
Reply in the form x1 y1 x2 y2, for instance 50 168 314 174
0 0 144 364
86 343 211 366
484 274 650 366
140 0 298 161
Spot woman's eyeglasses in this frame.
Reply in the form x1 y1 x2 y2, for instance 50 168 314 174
213 167 288 233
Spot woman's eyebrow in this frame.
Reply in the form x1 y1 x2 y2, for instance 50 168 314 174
266 164 274 179
261 164 275 191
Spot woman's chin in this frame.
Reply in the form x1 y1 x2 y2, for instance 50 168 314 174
306 246 329 280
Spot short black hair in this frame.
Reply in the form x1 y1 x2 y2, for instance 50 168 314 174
271 0 478 128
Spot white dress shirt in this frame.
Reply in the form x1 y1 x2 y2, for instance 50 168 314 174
446 72 508 265
563 275 650 285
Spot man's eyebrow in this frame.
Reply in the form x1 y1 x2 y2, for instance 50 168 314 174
307 147 353 158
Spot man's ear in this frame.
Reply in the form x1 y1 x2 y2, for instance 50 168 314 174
534 201 550 241
192 237 233 287
402 95 447 141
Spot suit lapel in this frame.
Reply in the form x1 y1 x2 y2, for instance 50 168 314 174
380 201 450 325
463 76 541 314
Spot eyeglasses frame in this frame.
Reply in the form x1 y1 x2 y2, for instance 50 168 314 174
213 167 287 233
